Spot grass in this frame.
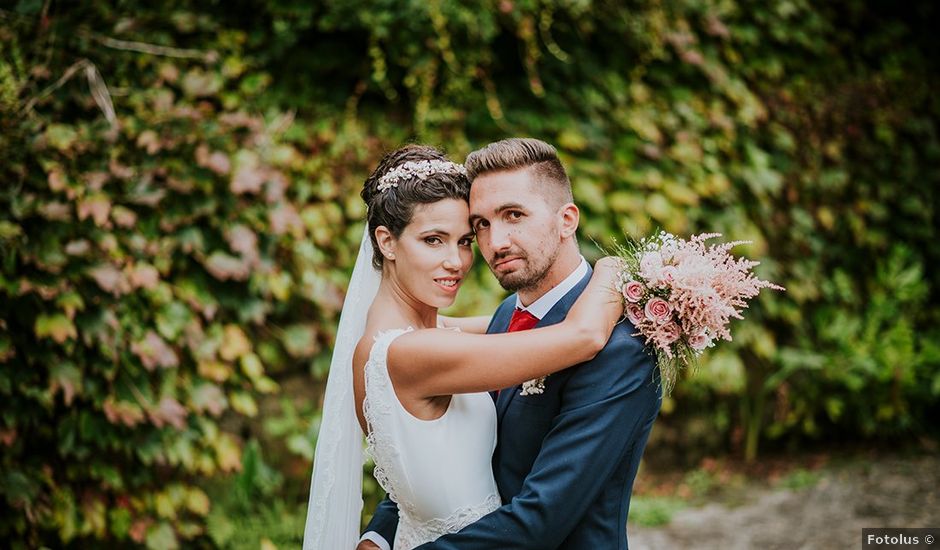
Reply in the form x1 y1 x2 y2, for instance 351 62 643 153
628 496 688 527
776 467 824 490
628 455 832 530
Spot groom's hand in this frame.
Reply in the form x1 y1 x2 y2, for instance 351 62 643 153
356 542 381 550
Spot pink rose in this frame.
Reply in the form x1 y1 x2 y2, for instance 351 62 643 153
659 322 681 345
626 303 645 325
687 330 711 351
621 281 645 303
644 297 672 324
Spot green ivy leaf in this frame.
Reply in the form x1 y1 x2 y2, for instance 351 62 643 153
220 325 251 361
108 507 132 539
282 324 318 358
145 522 179 550
229 392 258 417
1 470 40 507
156 301 193 342
35 313 77 344
49 362 82 406
45 124 78 152
186 487 210 516
240 352 263 379
0 220 23 240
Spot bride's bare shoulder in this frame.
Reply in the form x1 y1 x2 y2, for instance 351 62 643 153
354 323 407 367
353 332 375 369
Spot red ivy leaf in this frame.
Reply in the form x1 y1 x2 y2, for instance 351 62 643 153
88 264 131 296
131 330 179 370
149 397 187 430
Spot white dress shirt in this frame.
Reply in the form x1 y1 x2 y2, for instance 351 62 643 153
514 257 588 320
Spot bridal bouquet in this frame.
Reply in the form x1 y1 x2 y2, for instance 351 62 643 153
613 232 784 395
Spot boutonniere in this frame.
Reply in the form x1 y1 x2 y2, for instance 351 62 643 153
520 376 546 396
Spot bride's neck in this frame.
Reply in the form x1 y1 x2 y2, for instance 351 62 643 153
372 280 438 329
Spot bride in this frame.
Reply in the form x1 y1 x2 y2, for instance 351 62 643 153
303 145 624 549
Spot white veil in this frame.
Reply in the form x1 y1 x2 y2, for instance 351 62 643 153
303 226 380 550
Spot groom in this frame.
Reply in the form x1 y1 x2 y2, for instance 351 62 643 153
359 138 661 549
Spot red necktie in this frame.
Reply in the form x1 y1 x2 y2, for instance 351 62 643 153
508 307 539 333
497 308 539 398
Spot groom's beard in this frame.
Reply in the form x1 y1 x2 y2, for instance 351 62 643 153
489 246 559 293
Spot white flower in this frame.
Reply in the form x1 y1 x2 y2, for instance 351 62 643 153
520 376 546 396
639 251 664 282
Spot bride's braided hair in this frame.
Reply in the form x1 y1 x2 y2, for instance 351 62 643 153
362 145 470 270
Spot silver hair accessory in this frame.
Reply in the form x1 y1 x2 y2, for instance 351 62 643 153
377 160 467 192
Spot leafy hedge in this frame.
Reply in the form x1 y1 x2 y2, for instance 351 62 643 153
2 0 938 545
0 4 385 546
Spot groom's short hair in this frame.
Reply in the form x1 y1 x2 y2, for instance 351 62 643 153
465 138 574 206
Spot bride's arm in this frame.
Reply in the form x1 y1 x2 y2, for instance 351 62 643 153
437 314 492 334
390 258 624 397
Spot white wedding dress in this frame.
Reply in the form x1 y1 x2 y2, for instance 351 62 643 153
301 229 499 550
363 327 501 549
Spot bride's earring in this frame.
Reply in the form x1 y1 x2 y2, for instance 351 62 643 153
374 226 396 262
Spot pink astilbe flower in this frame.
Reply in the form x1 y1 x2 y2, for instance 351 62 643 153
653 321 681 347
614 231 784 394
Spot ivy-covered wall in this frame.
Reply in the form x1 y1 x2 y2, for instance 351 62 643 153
1 0 938 546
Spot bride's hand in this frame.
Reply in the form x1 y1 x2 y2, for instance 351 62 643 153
581 256 626 308
564 256 625 353
592 256 626 296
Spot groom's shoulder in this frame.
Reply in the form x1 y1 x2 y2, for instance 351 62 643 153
562 318 658 407
609 318 645 348
589 319 656 381
603 319 650 358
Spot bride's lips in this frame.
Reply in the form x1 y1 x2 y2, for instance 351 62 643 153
433 277 462 294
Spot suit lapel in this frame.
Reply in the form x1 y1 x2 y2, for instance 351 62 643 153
495 266 594 423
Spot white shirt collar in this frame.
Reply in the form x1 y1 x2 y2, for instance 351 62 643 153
514 257 588 320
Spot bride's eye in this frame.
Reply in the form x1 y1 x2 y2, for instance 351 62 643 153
458 237 474 247
424 236 443 245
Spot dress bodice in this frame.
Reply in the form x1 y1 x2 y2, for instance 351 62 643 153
363 328 500 549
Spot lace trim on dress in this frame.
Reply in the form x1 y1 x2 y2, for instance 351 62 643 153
362 327 415 515
396 493 502 549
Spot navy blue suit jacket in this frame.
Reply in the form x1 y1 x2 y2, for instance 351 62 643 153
363 266 661 549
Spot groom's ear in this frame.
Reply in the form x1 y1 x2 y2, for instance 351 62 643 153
559 203 579 239
375 226 396 260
